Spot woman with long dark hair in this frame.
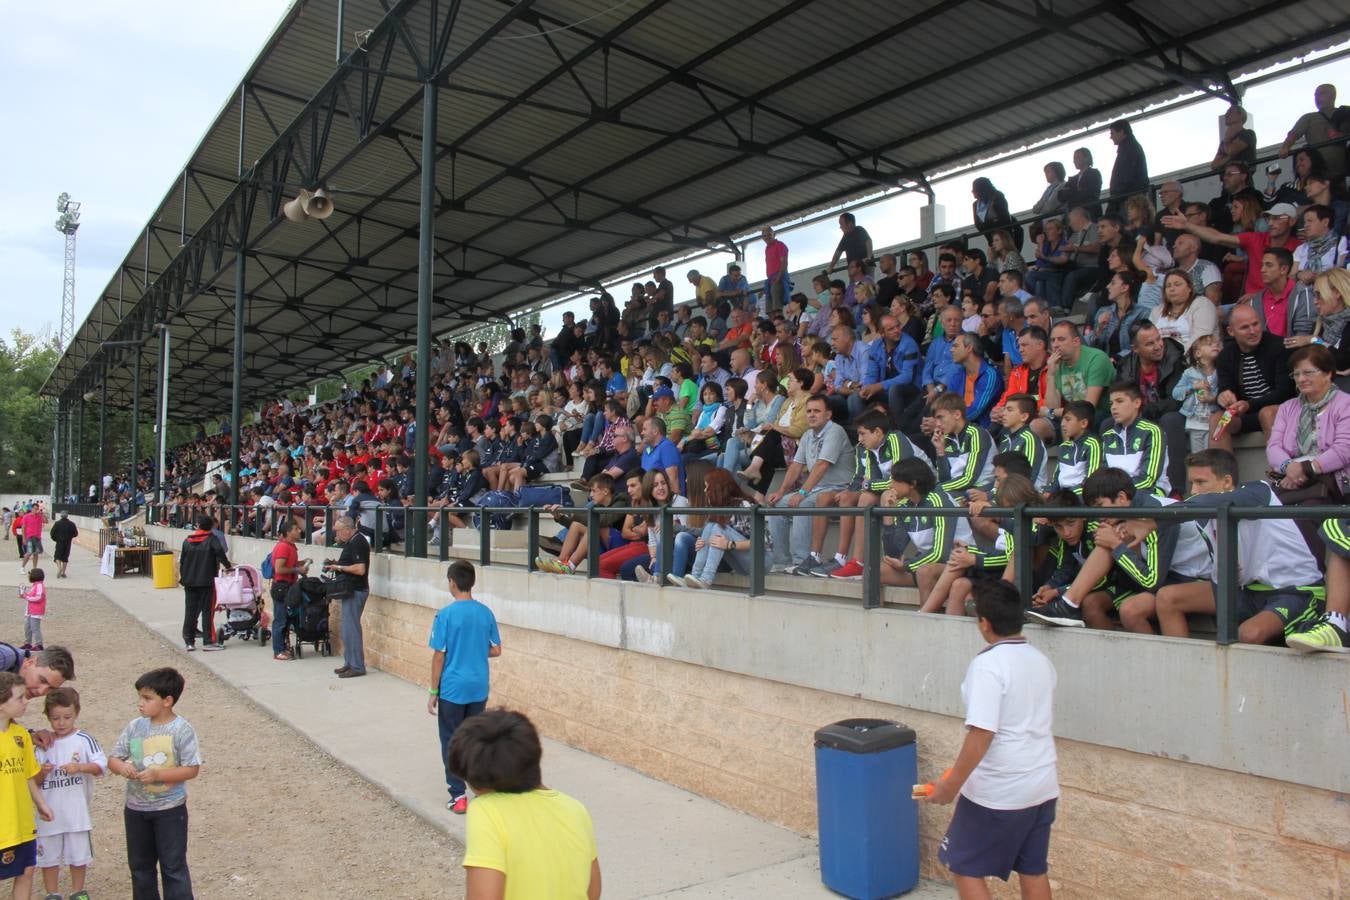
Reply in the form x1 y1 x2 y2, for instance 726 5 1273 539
683 468 764 588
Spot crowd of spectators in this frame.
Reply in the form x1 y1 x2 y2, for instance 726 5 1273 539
116 86 1350 651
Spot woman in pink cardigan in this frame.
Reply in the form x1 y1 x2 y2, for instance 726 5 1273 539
1267 344 1350 498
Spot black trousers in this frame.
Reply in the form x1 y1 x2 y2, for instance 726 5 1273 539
125 805 193 900
182 585 214 646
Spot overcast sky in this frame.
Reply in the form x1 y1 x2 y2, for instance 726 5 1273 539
3 3 1346 347
2 1 290 342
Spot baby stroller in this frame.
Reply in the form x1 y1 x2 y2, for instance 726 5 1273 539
214 565 270 645
282 576 334 659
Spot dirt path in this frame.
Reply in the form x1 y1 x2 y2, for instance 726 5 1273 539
5 551 465 898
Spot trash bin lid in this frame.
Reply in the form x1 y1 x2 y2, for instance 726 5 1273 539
153 549 174 555
814 718 915 753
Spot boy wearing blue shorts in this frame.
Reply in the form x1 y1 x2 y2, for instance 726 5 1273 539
0 670 55 900
427 561 501 816
927 580 1058 899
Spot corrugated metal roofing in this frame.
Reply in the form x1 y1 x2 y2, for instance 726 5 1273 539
45 0 1350 413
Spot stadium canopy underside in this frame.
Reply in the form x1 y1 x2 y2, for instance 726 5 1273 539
41 0 1350 415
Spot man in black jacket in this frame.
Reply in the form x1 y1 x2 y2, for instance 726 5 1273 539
49 513 78 578
1211 304 1293 452
179 515 233 651
1117 323 1188 493
1107 120 1149 213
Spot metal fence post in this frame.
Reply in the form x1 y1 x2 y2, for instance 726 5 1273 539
749 507 765 596
372 506 384 553
659 505 674 578
438 509 450 563
303 507 313 546
862 507 881 609
324 508 334 544
1013 505 1033 607
479 510 492 567
1216 506 1239 645
586 506 600 579
526 507 539 573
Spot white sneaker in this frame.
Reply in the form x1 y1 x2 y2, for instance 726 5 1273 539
665 573 684 587
683 575 708 589
634 565 652 583
768 562 795 574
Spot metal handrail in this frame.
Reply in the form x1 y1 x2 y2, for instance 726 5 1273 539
140 498 1341 645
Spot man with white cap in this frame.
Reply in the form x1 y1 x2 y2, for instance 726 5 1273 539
1159 202 1304 303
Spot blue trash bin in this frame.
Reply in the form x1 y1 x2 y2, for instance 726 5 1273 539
814 718 919 899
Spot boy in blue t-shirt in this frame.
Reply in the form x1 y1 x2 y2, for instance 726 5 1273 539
427 561 502 815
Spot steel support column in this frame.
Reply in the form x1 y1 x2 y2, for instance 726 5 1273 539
98 371 108 494
229 252 246 506
130 349 142 500
155 325 171 505
410 78 437 557
50 399 63 503
75 398 84 499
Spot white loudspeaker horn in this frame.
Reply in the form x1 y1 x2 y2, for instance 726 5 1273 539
303 187 334 220
283 190 312 223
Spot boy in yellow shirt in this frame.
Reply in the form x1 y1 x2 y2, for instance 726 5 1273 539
448 709 601 899
0 670 54 898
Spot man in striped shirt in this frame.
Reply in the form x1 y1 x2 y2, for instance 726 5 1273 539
1209 305 1292 452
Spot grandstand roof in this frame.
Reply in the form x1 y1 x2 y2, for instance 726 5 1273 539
43 0 1349 414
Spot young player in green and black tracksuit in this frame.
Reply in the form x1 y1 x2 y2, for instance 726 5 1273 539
1051 401 1104 494
878 458 975 610
1027 468 1212 630
1289 518 1350 651
994 395 1049 492
931 393 995 496
825 411 932 579
1101 383 1169 496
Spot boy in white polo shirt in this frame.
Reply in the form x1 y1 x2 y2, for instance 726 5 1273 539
926 579 1059 898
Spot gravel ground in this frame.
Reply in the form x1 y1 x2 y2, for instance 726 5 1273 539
4 553 465 899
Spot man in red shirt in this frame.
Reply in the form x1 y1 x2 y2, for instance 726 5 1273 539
270 518 310 660
1252 247 1298 339
20 505 45 573
1161 202 1302 300
762 225 790 314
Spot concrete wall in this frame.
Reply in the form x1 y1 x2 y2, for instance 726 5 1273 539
85 517 1349 898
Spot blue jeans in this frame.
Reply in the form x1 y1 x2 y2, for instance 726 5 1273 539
271 583 293 655
690 522 756 582
341 590 369 672
1060 267 1101 311
621 530 696 579
580 412 604 444
719 435 750 471
438 698 487 799
1024 268 1065 303
769 490 830 567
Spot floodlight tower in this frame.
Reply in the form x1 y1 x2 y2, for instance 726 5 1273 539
54 193 81 350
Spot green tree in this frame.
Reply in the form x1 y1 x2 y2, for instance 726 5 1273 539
460 310 540 355
0 329 61 494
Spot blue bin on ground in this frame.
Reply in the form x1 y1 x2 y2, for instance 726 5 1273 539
814 718 919 899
